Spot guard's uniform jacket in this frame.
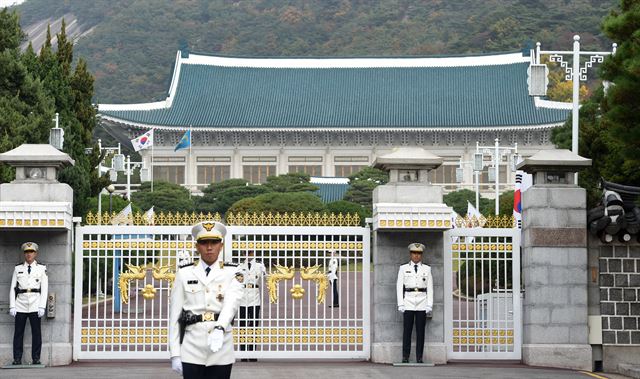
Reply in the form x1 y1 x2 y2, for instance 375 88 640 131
396 262 433 311
169 258 243 366
327 257 339 281
238 259 266 307
10 261 48 313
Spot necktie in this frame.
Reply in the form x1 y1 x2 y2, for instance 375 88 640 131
28 265 31 274
205 267 211 277
248 262 252 271
414 264 418 273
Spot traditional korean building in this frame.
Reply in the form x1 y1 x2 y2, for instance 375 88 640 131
98 50 570 195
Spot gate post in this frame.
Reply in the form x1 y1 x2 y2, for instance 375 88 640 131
518 149 593 370
370 148 452 364
0 145 74 366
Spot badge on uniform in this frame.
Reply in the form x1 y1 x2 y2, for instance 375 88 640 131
235 272 244 283
187 280 198 284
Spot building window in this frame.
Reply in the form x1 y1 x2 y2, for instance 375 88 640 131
153 165 185 184
334 156 369 163
197 156 231 163
334 165 366 177
289 165 322 176
429 161 458 190
154 156 185 163
243 165 276 184
288 156 323 163
243 156 277 163
197 165 230 186
479 165 508 185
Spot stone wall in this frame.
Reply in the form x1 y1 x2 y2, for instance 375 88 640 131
371 231 445 364
521 186 591 371
598 243 640 345
0 230 73 366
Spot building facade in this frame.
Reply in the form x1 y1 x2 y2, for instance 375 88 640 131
98 50 570 194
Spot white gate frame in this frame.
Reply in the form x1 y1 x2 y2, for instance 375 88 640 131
73 224 370 360
443 227 522 360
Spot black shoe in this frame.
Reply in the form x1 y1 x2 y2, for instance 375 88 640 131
417 359 423 364
240 359 248 362
249 358 258 362
32 360 41 365
12 360 21 365
401 358 409 363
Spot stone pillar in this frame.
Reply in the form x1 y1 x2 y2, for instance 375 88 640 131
370 148 452 364
519 149 592 370
0 144 74 366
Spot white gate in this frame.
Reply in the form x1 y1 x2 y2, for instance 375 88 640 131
444 227 521 360
73 215 370 360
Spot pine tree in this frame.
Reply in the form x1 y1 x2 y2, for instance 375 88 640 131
0 9 54 182
599 0 640 185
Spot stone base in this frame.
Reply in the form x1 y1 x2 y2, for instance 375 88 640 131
371 342 446 364
392 362 435 367
603 346 640 374
0 343 72 367
2 363 45 369
522 344 591 371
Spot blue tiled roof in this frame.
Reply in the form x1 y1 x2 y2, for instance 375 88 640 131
99 53 569 128
313 182 350 203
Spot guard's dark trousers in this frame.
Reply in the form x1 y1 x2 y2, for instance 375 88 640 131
182 362 232 379
330 279 339 306
13 311 41 362
239 305 261 351
402 310 426 361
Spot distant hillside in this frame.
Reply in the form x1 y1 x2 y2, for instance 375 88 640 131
16 0 618 103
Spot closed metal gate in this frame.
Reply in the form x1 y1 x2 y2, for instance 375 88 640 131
73 214 370 360
444 227 521 360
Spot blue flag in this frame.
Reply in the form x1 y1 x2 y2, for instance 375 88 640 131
174 130 191 151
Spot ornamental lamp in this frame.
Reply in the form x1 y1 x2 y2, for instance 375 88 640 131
516 149 591 186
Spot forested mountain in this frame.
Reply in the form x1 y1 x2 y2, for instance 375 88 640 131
14 0 617 103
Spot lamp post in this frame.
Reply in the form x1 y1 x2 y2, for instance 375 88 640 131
456 158 481 211
106 184 115 214
530 35 616 181
476 139 519 215
123 155 144 201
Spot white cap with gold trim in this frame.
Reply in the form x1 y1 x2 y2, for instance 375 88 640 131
22 242 39 252
407 243 425 253
191 221 227 242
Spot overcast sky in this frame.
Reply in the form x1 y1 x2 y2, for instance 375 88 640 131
0 0 26 8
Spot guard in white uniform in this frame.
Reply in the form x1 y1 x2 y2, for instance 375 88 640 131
396 243 433 363
327 250 340 307
169 221 243 379
237 251 266 359
9 242 48 365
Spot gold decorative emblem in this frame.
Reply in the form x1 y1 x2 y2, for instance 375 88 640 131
119 263 175 304
151 264 175 288
300 265 328 304
202 222 215 231
290 284 305 300
235 272 245 283
267 265 295 303
267 265 328 303
141 284 156 300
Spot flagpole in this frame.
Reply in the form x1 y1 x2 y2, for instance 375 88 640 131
151 128 154 193
189 125 192 198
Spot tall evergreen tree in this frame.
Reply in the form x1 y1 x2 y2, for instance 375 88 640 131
0 9 54 182
599 0 640 185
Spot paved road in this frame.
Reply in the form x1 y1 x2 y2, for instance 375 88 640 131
0 361 631 379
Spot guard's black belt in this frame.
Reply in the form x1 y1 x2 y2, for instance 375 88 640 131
16 288 40 294
404 287 427 292
179 309 219 344
245 284 259 289
180 309 219 326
